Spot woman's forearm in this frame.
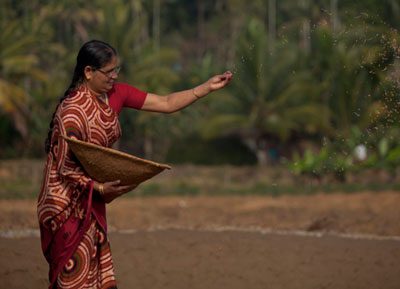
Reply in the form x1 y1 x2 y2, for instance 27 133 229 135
165 84 210 113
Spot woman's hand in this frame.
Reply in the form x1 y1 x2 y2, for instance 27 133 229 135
96 180 137 204
194 71 233 97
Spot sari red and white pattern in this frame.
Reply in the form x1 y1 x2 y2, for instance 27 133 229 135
38 85 121 289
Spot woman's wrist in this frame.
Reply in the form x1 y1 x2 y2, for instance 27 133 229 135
193 84 210 99
98 183 104 195
192 88 202 99
94 181 104 195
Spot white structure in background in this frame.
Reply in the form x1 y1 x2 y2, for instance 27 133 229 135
354 144 367 161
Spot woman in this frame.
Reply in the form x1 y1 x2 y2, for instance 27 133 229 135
37 40 232 289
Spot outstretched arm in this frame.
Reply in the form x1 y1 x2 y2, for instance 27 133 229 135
141 71 233 113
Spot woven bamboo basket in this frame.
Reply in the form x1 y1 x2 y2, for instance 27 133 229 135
62 135 171 186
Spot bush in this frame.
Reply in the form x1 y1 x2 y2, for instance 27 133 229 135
166 136 257 165
289 147 353 182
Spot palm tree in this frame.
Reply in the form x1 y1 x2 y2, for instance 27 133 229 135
0 17 47 140
89 0 181 159
43 1 100 47
200 19 331 165
130 46 181 160
311 17 398 139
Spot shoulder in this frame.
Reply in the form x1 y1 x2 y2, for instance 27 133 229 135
61 89 91 108
58 89 93 119
108 82 148 111
108 82 146 95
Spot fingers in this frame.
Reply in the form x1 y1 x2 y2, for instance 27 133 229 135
118 184 137 193
99 180 137 204
220 71 233 80
209 72 232 91
112 183 137 194
223 70 233 78
105 180 121 186
103 180 128 194
103 180 137 190
216 71 233 82
207 71 233 92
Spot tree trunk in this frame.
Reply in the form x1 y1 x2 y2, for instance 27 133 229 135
300 0 311 54
243 137 269 166
330 0 340 32
144 129 153 159
268 0 276 53
153 0 161 51
301 19 311 53
196 0 205 60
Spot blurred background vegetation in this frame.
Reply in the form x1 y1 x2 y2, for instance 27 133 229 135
1 0 400 195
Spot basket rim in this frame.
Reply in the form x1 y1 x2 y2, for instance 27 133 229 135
61 135 172 170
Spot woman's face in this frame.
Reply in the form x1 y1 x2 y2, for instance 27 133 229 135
85 55 120 95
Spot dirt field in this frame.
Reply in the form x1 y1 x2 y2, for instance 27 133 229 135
1 192 400 289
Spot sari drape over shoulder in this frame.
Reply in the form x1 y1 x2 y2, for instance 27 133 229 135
38 83 146 289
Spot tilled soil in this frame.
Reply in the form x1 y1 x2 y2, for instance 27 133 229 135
1 192 400 289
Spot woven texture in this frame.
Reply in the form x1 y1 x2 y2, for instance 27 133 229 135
63 136 171 186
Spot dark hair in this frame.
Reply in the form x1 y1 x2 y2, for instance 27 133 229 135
44 40 117 153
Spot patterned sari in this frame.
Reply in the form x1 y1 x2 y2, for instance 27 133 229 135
38 85 124 289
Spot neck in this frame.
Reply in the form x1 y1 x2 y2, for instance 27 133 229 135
86 85 102 97
84 84 108 105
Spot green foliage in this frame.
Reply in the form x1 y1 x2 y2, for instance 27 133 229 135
290 147 353 182
166 136 257 165
362 136 400 173
200 18 332 164
1 0 400 172
290 124 400 181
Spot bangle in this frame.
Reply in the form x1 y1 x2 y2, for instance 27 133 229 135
192 88 201 99
98 184 104 195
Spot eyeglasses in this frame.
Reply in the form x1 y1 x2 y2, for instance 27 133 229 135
96 66 121 77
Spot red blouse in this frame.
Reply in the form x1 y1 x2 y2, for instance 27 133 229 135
107 82 147 114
